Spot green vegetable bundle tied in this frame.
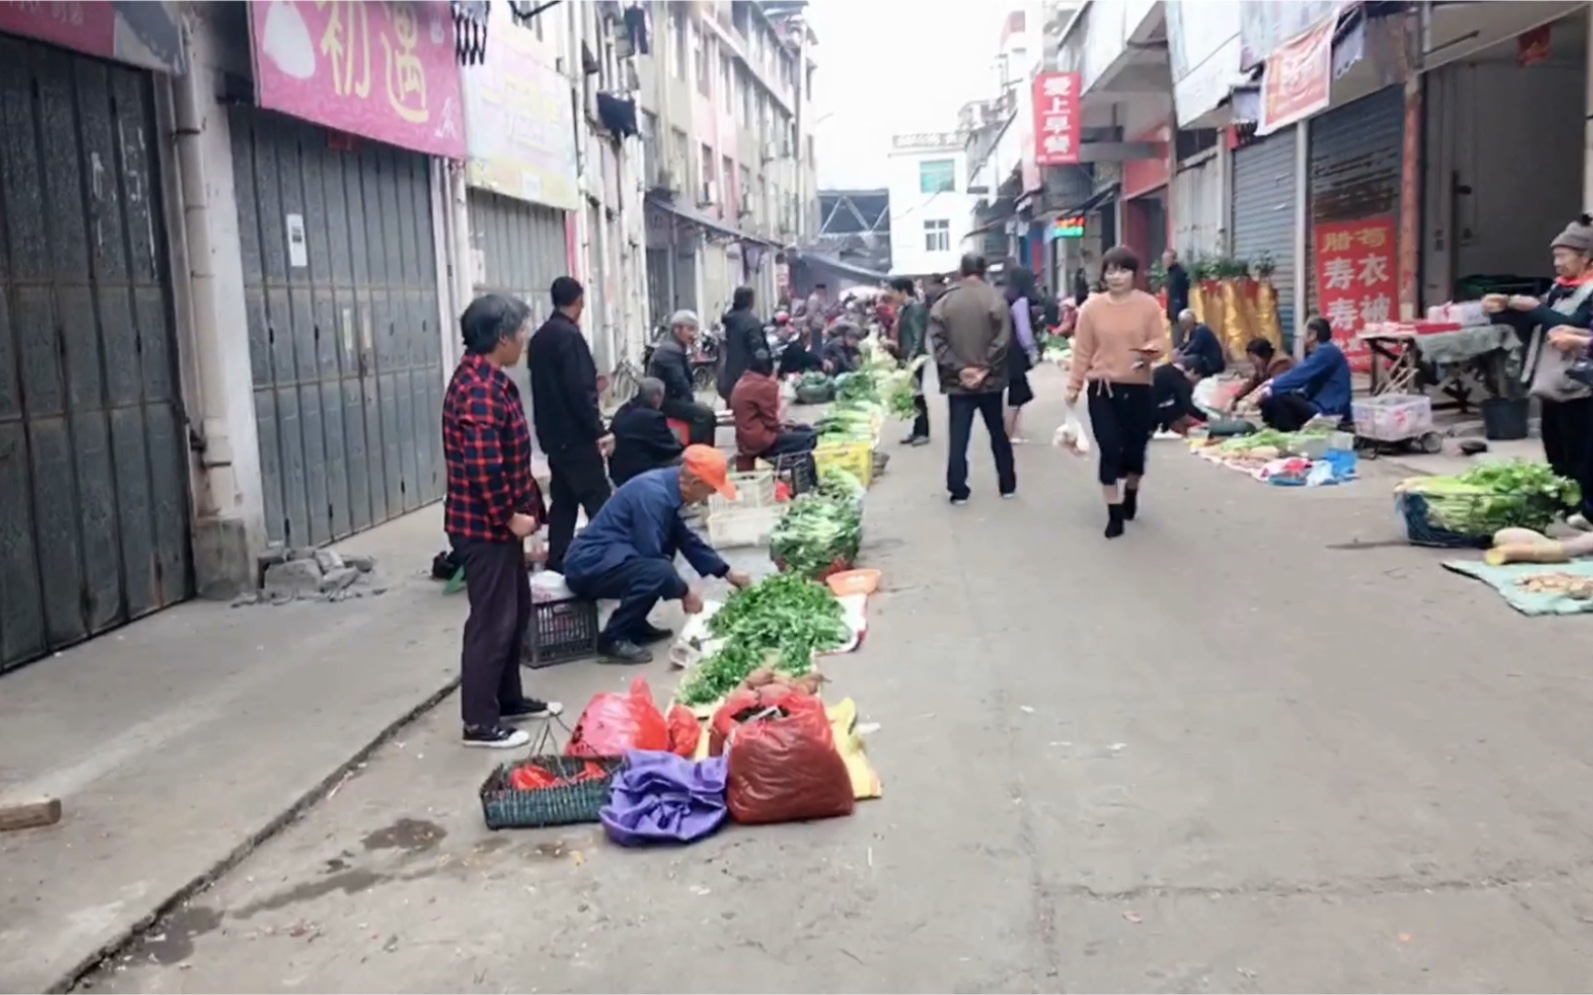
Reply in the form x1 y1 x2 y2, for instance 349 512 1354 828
769 493 862 579
1396 460 1581 537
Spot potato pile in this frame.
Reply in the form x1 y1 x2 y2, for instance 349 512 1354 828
1515 573 1593 600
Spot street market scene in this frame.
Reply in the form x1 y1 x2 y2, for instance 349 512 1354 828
10 1 1593 993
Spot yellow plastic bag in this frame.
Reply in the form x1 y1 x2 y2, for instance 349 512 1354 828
827 698 882 801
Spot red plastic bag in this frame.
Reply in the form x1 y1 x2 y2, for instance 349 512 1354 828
725 691 855 825
566 677 669 757
665 704 701 758
706 684 801 757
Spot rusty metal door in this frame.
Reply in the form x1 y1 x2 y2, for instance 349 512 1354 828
0 39 192 673
233 110 445 548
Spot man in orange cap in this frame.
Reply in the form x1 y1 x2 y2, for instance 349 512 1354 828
561 445 752 664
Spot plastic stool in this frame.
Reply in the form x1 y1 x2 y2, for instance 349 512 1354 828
733 453 758 472
666 418 689 444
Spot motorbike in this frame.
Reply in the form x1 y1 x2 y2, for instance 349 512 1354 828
643 322 722 393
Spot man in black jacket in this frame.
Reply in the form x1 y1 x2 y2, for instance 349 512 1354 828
607 377 684 485
647 309 717 445
1163 249 1191 348
528 277 614 573
716 285 764 404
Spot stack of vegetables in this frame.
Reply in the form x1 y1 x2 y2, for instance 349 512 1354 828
1215 428 1327 459
1395 461 1581 541
675 573 849 707
769 492 863 579
794 371 834 405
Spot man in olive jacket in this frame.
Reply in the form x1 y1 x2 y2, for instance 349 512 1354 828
928 254 1015 503
888 276 931 445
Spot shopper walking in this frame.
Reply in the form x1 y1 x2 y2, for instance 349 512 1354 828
1003 266 1041 443
442 294 562 749
930 253 1017 503
887 276 931 445
1065 246 1166 539
529 277 614 573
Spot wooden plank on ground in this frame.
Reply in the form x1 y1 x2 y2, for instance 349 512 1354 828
0 798 62 831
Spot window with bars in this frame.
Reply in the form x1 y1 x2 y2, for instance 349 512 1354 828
924 219 950 252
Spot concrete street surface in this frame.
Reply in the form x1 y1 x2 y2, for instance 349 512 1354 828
37 366 1593 992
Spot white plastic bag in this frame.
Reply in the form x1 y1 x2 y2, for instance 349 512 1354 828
1052 400 1091 457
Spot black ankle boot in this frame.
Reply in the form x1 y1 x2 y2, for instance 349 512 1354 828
1122 487 1139 521
1105 503 1125 539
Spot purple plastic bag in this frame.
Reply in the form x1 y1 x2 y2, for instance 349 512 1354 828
600 750 730 846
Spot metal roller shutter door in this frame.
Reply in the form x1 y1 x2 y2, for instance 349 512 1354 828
0 38 193 672
1305 86 1403 318
234 109 446 550
1231 127 1299 345
1172 155 1223 259
468 189 568 407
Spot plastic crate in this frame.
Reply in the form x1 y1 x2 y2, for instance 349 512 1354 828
521 595 600 669
1352 393 1433 443
707 504 787 548
707 469 777 516
774 450 819 497
814 440 874 487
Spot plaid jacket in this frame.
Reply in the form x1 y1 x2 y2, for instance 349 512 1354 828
442 354 544 543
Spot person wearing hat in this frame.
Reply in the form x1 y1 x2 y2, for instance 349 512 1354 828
1484 213 1593 527
647 308 718 446
560 445 753 664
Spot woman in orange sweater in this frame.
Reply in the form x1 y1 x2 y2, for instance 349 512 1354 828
1064 246 1168 538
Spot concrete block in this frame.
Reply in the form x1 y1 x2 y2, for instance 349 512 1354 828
262 558 323 599
192 516 255 600
318 566 359 593
313 548 345 573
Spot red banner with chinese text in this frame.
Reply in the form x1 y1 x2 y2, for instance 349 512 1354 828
1258 17 1333 136
1032 72 1081 166
1315 217 1397 374
249 0 466 159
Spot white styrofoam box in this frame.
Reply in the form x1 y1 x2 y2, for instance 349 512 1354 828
1352 393 1433 442
706 504 785 549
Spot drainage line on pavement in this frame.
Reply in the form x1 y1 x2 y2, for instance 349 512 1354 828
52 677 463 994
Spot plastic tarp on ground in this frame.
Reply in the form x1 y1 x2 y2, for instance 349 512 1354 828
1442 559 1593 616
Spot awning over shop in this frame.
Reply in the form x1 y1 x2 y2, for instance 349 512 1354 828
1068 184 1121 216
646 194 786 248
789 250 889 284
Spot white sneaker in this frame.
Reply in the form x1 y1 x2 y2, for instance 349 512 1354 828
462 724 532 749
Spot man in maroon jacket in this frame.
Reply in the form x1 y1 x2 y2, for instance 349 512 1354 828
442 294 563 749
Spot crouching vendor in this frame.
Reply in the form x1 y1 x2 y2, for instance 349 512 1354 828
561 446 752 665
1256 317 1351 431
731 349 818 462
1151 360 1206 437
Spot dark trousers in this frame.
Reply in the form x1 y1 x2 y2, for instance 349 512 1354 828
546 445 612 573
946 391 1016 500
908 367 930 439
453 539 528 728
1258 392 1319 433
1542 396 1593 517
765 427 818 458
572 557 685 643
662 398 716 446
1087 381 1154 486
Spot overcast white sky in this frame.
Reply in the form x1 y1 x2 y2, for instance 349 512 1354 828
806 0 1014 189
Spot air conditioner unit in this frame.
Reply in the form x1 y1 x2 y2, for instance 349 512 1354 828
760 141 778 163
654 168 678 193
699 180 719 206
738 204 754 220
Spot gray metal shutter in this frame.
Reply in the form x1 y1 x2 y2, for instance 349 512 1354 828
1231 126 1299 346
467 189 569 408
1306 85 1402 318
235 110 446 549
0 38 193 672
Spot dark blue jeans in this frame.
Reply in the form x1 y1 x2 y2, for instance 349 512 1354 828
571 557 686 644
946 391 1016 500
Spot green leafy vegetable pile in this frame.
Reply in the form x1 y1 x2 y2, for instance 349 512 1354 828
1398 460 1580 536
675 574 847 706
769 493 863 578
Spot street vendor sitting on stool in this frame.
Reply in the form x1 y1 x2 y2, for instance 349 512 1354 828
1256 316 1351 432
731 349 818 463
1174 309 1226 378
561 446 752 665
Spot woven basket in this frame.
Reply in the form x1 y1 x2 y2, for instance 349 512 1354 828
478 755 624 830
1396 492 1561 549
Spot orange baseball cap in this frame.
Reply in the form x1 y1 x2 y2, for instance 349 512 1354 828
682 445 737 501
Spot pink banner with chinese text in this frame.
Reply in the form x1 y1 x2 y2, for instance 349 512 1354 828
0 2 184 74
1315 216 1397 374
249 0 466 159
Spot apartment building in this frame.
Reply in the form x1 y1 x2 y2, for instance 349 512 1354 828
638 0 820 327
